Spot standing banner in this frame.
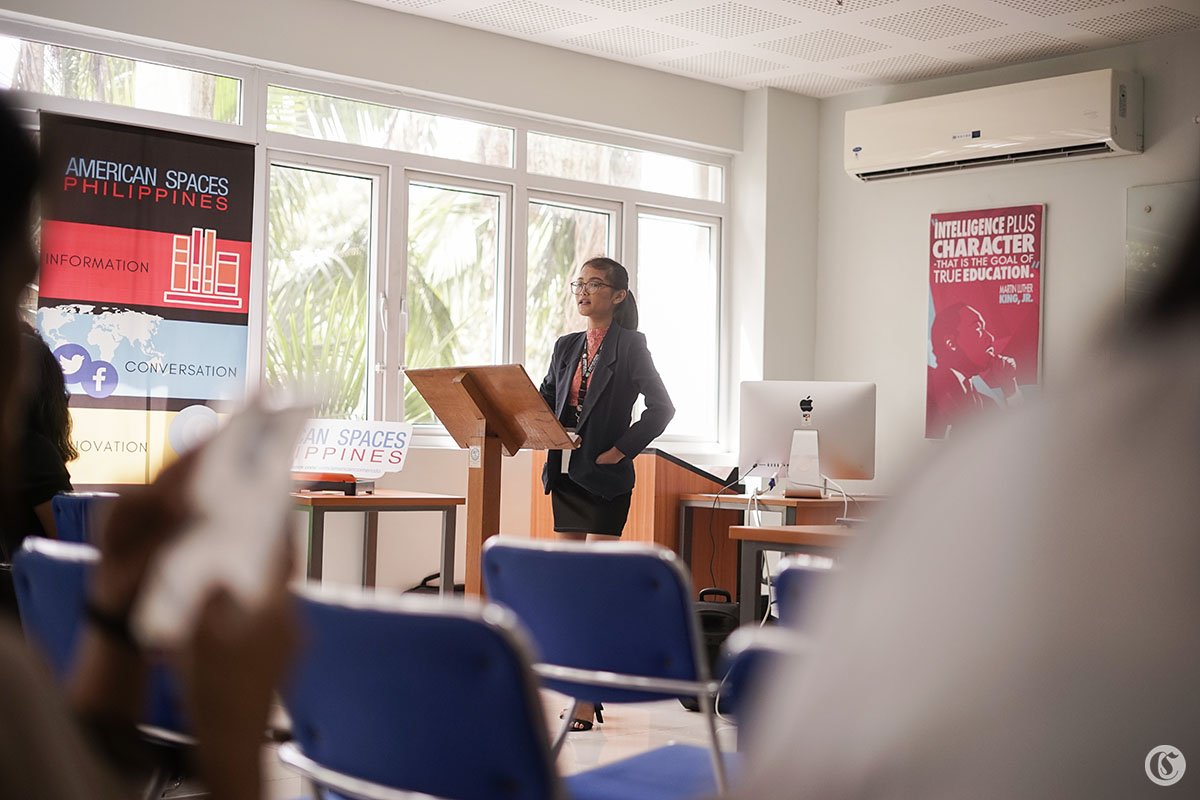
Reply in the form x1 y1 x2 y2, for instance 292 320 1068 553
36 113 254 483
927 205 1044 439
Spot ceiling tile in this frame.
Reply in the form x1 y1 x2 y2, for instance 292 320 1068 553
951 30 1089 61
660 50 787 78
847 52 963 80
455 0 595 34
657 2 803 38
575 0 676 12
565 26 697 56
1070 5 1200 41
758 29 890 60
347 0 1200 99
779 0 901 13
862 4 1005 40
380 0 449 8
988 0 1124 15
754 72 873 96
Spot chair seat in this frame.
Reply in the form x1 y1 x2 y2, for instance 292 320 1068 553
566 744 740 800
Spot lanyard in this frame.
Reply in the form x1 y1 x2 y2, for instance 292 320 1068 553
575 336 605 412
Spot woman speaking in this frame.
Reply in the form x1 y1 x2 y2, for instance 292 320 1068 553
537 256 675 730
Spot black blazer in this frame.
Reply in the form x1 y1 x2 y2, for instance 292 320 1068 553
538 324 674 499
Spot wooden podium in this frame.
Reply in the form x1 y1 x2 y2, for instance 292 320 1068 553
407 365 577 596
530 448 740 590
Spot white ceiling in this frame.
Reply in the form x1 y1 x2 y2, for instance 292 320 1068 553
347 0 1200 97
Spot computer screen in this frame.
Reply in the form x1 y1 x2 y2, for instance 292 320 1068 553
738 380 876 481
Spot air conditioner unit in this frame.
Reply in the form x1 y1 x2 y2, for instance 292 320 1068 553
844 69 1142 182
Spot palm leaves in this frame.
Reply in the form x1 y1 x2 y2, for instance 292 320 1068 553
266 166 371 419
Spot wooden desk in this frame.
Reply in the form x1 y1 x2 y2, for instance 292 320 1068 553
678 493 885 608
292 490 465 591
729 524 855 625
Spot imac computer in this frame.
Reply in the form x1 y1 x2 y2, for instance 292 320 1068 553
738 381 876 497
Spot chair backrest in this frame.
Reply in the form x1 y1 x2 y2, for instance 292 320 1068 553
284 589 561 800
716 627 803 752
482 539 710 703
11 537 94 678
51 492 119 544
11 537 186 732
774 557 835 628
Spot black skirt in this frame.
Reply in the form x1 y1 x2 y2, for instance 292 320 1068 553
551 475 631 536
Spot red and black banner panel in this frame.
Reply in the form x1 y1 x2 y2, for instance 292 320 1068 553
38 113 254 323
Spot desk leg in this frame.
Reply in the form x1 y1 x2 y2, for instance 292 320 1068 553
738 540 758 627
307 509 325 582
362 512 378 589
440 509 457 599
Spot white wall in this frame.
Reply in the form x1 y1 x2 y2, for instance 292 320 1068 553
0 0 743 151
813 29 1200 492
729 87 820 458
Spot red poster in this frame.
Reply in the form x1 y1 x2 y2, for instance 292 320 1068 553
927 205 1043 439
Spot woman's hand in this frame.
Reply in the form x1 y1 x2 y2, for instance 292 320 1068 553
179 538 298 800
595 447 625 465
89 452 198 619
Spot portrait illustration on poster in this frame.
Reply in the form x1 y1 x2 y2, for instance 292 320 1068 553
35 113 255 482
927 205 1044 439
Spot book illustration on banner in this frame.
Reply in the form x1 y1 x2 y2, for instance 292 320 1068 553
39 219 251 317
163 226 244 311
38 304 246 401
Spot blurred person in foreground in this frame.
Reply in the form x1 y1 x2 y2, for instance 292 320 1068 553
4 325 77 550
0 97 296 799
735 198 1200 799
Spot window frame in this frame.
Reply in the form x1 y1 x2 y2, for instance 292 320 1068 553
3 16 734 454
520 190 623 376
632 205 725 445
263 153 390 420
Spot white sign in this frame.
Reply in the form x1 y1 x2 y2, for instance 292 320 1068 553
291 419 413 478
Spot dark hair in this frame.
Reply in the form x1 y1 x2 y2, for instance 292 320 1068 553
581 256 639 331
20 328 78 463
0 94 41 495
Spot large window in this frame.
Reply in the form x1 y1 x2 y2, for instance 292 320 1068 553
524 199 614 380
528 131 723 202
0 35 240 122
266 85 514 168
11 24 729 449
404 180 506 424
637 212 720 440
266 164 376 419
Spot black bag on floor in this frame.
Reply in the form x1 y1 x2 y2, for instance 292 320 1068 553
405 572 465 595
681 587 740 712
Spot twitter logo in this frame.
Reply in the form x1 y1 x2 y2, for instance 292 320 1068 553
60 353 85 374
52 343 91 381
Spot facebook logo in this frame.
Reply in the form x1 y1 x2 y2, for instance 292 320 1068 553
80 359 118 399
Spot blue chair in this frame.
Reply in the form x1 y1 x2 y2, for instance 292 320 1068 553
11 538 190 741
715 627 804 751
281 587 726 800
482 539 732 796
51 491 119 544
773 556 835 628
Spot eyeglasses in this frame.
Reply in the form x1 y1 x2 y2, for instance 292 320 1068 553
569 280 613 295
